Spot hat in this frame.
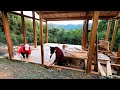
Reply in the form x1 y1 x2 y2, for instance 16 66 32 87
24 44 29 50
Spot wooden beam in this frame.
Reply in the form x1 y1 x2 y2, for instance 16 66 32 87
111 64 120 67
105 20 112 41
44 16 117 21
110 12 120 51
46 20 48 43
32 11 37 48
8 11 40 21
52 65 99 75
1 11 14 59
39 11 44 65
86 11 99 73
21 11 26 45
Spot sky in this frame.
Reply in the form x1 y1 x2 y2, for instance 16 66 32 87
14 11 93 25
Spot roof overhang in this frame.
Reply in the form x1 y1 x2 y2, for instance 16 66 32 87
36 11 119 21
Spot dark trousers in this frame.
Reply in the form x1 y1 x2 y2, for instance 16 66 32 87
21 52 28 58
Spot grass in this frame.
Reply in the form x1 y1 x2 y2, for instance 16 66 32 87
0 58 106 79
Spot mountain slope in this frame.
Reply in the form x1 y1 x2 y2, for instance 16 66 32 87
48 24 92 30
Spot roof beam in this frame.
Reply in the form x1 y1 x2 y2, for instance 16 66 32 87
8 11 45 22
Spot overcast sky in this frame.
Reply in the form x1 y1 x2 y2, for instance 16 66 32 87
15 11 93 25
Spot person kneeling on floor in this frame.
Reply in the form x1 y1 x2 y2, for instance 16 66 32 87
49 46 66 66
17 44 31 63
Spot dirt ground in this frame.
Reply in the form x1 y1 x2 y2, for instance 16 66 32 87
0 58 108 79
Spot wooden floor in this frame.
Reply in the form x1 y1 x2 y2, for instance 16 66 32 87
11 43 117 76
12 43 83 66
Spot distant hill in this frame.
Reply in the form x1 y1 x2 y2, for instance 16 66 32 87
48 23 92 30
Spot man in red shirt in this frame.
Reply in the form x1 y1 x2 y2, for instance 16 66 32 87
49 46 65 66
17 44 31 63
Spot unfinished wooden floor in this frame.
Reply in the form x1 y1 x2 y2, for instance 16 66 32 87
12 43 83 65
11 43 117 76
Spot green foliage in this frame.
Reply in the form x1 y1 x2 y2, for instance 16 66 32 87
98 20 108 32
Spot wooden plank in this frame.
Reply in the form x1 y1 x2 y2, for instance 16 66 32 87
110 56 120 59
98 50 111 53
64 51 87 59
1 11 14 59
32 11 37 48
98 61 106 76
111 64 120 68
21 11 26 44
39 11 44 65
52 65 100 75
106 61 112 76
98 53 110 61
46 20 48 43
110 12 120 51
105 20 112 41
86 11 99 73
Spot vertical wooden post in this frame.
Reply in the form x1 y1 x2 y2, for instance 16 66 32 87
86 18 89 45
115 44 120 64
39 11 44 65
86 11 99 73
32 11 37 48
110 20 119 51
1 11 14 59
82 12 89 50
46 20 48 43
94 31 98 72
82 20 86 50
21 11 26 45
115 44 120 75
105 19 112 41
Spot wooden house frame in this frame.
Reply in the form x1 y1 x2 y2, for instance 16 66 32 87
1 11 120 75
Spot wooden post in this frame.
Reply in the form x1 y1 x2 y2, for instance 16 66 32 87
46 20 48 43
115 44 120 64
39 11 44 65
32 11 37 48
105 19 112 41
86 11 99 73
110 20 119 51
86 18 89 45
110 12 120 51
115 44 120 75
21 11 26 45
82 20 86 50
94 31 98 72
82 12 89 50
1 11 14 59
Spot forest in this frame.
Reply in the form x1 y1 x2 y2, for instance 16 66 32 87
0 13 120 51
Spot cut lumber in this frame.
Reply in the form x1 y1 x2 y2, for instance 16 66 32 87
98 61 106 76
111 64 120 67
106 61 112 76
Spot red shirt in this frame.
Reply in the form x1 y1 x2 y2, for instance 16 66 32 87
54 47 65 63
18 46 31 54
